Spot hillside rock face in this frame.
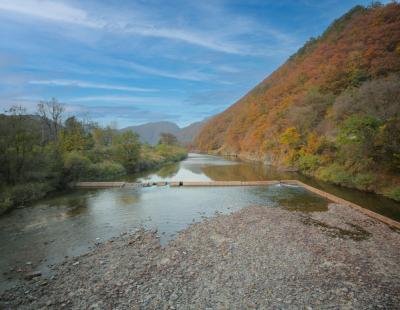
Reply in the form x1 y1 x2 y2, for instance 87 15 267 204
195 4 400 163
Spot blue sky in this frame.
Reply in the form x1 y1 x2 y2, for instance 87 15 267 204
0 0 388 128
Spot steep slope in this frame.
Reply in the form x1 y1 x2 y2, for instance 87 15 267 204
195 3 400 199
176 121 206 144
196 3 400 158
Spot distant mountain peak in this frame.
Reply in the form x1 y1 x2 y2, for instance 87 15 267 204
121 120 206 145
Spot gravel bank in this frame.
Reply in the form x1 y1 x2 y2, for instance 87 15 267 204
1 203 399 309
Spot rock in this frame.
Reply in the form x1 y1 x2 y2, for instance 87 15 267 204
1 205 400 309
158 258 171 266
24 271 41 280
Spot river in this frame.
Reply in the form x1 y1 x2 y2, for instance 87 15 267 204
0 153 399 291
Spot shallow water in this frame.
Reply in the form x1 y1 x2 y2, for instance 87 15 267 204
0 153 398 291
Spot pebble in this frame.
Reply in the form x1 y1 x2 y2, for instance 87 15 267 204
24 271 42 280
1 205 399 309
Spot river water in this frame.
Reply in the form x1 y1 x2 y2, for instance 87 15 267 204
0 153 399 290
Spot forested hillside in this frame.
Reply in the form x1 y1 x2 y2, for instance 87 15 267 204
196 3 400 199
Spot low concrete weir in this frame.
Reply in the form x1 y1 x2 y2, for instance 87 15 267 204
75 182 127 188
292 180 400 230
75 181 168 188
169 180 281 187
75 180 400 229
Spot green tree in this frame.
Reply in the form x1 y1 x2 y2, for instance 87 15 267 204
0 106 41 184
375 117 400 171
337 115 381 170
59 117 93 152
113 131 141 172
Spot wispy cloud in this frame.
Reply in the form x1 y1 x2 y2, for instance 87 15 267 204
216 65 240 73
70 95 179 106
125 61 212 81
122 26 247 55
0 0 261 55
0 0 102 28
29 79 157 92
0 0 319 126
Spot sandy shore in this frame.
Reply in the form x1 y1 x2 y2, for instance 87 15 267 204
1 203 399 309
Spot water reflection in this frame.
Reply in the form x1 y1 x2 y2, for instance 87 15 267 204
0 184 328 288
155 163 180 178
0 153 398 291
252 185 328 212
202 162 293 181
139 153 400 220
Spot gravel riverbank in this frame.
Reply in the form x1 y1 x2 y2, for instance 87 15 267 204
1 203 399 309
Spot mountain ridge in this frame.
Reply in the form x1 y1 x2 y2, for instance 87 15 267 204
121 120 205 145
195 3 400 199
196 3 400 158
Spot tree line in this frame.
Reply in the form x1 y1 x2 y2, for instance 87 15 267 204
0 99 187 214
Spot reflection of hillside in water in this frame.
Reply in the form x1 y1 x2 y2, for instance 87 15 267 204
200 162 299 181
156 163 180 178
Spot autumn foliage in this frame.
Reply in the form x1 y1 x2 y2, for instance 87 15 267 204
195 3 400 198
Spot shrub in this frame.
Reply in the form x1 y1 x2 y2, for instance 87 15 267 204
383 186 400 201
155 145 188 162
298 154 321 172
10 182 52 205
352 173 376 191
87 161 126 181
0 191 13 215
316 163 353 186
0 182 53 214
63 151 91 181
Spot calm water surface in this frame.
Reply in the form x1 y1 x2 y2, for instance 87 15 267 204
0 153 399 290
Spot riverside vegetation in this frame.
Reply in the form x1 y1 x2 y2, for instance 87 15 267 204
195 3 400 201
0 100 187 214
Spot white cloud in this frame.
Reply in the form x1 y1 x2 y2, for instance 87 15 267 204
217 65 240 73
29 79 157 92
0 0 260 55
125 61 212 81
123 26 247 55
0 0 103 28
70 95 179 106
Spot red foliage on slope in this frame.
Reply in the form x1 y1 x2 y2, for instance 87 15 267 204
195 4 400 160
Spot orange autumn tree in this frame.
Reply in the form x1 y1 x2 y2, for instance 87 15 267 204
195 3 400 199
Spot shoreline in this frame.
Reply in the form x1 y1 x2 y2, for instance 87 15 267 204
198 150 400 203
1 203 399 309
75 180 400 229
0 155 188 217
